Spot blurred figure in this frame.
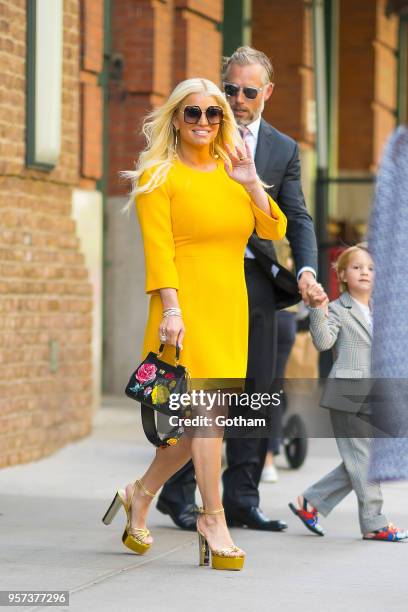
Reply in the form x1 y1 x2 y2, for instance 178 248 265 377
289 245 407 541
368 125 408 481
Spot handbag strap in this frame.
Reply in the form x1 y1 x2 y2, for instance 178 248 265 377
141 404 185 449
158 343 181 365
141 404 162 447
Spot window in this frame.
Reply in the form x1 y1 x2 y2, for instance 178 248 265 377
397 16 408 124
26 0 63 169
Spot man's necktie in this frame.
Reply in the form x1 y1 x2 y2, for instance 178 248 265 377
239 126 250 142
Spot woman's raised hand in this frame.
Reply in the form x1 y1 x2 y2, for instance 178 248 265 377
224 141 259 189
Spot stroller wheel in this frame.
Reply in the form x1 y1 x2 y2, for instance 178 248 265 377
284 414 308 469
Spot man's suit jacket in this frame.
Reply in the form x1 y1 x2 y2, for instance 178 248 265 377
308 292 372 414
249 119 318 275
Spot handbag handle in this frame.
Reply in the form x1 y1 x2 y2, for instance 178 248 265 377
157 342 181 365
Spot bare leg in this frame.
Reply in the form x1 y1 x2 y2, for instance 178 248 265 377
125 436 192 544
264 451 274 467
125 393 243 556
188 392 244 556
191 437 223 509
192 436 243 556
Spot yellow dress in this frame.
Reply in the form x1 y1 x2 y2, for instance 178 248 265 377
136 159 287 382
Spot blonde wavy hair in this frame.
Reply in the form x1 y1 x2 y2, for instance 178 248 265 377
122 78 241 212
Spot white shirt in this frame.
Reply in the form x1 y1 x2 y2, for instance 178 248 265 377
243 118 262 260
242 117 316 281
351 296 373 333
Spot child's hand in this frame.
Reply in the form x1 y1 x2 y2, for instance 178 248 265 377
307 284 329 309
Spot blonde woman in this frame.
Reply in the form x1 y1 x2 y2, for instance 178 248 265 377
102 78 287 570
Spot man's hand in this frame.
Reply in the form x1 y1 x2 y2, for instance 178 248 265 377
298 271 318 304
298 270 328 311
306 284 329 310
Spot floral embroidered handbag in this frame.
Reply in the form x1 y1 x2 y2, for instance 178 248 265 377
125 343 192 448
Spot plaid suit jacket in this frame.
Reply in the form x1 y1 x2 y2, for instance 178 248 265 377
308 292 372 414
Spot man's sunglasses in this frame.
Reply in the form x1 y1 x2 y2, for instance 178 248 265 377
181 105 224 125
223 82 264 100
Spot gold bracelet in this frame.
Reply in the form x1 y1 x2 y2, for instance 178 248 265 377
163 307 182 317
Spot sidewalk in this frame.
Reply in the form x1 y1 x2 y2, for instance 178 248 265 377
1 396 407 612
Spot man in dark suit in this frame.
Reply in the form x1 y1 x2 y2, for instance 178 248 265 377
156 47 318 531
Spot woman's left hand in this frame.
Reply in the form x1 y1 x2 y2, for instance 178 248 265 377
224 141 259 188
159 315 185 350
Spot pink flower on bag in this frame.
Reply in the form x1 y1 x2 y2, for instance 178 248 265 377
136 363 157 384
164 372 175 379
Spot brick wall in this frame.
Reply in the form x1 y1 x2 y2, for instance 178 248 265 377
108 0 223 196
338 0 398 171
0 0 103 467
174 0 223 85
252 0 315 148
373 0 399 166
108 0 167 195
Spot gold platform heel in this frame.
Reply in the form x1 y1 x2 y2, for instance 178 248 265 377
102 479 155 555
198 531 210 566
197 508 245 571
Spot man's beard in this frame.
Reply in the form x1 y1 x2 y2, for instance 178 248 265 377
231 100 264 127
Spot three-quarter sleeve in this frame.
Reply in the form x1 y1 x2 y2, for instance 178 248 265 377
136 173 179 294
251 193 287 240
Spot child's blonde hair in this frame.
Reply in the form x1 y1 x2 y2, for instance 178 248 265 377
333 242 371 293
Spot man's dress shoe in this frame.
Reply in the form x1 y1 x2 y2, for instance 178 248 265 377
156 497 197 531
225 506 288 531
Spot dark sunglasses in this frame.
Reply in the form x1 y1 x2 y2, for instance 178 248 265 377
223 82 264 100
182 105 224 125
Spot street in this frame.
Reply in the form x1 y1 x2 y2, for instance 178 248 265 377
1 397 407 612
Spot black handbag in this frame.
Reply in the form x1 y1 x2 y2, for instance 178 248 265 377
125 343 192 448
